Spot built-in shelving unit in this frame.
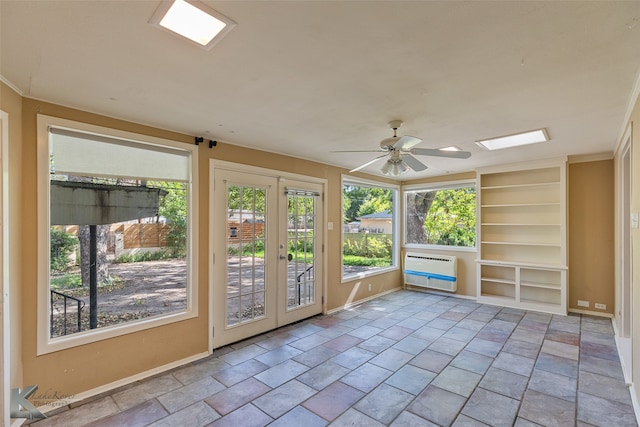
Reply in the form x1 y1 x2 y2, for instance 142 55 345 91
477 161 567 315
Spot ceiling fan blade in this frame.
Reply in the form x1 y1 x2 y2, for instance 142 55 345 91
393 135 422 151
402 154 428 171
349 154 388 173
411 148 472 159
331 149 386 153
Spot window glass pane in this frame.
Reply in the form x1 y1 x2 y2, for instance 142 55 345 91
49 131 190 339
405 185 476 247
342 181 396 278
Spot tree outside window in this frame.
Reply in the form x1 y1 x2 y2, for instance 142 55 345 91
405 184 476 248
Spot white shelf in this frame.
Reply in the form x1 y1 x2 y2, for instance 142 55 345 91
481 203 561 208
482 223 561 227
481 276 516 285
482 241 561 247
481 182 559 190
477 163 567 315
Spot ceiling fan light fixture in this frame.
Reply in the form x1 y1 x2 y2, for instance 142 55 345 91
381 158 409 176
476 128 549 151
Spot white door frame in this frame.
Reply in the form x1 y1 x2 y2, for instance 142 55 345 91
1 110 10 426
208 160 327 350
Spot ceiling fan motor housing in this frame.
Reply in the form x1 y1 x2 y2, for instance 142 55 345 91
380 136 400 149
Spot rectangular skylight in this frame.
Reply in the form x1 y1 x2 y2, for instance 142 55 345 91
150 0 236 50
476 128 549 151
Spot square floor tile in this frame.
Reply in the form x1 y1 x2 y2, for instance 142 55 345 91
254 359 309 388
297 360 350 390
209 403 272 427
267 406 328 427
450 350 494 375
302 382 365 422
385 364 436 395
534 352 578 379
528 369 577 402
252 380 316 419
431 366 482 398
354 383 414 424
492 352 535 377
462 387 519 427
204 377 270 415
340 363 393 393
577 391 637 427
518 389 575 426
409 348 453 373
478 367 528 400
408 385 467 426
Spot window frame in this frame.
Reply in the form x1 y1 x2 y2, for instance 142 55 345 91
402 179 477 253
37 115 199 355
341 175 400 282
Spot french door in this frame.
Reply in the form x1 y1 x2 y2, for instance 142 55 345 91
212 166 323 348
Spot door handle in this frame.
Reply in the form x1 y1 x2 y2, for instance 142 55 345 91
280 253 293 261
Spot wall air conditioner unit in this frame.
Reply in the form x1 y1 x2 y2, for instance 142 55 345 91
404 252 457 292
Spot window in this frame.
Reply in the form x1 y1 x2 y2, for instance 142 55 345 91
37 115 198 354
342 177 398 279
404 182 476 250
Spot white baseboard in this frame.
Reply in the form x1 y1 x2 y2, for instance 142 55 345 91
611 319 640 424
37 351 210 415
568 308 614 318
326 287 401 315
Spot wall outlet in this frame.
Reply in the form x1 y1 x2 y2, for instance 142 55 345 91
577 300 589 307
327 222 333 230
595 303 606 310
368 284 372 292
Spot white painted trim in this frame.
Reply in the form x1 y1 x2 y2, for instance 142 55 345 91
35 351 210 415
616 65 640 151
0 75 23 96
1 110 10 427
209 159 329 344
36 114 200 355
405 286 477 300
326 287 401 315
476 156 568 175
341 174 401 282
567 152 614 164
567 308 614 318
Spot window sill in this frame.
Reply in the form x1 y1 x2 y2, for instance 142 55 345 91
403 244 477 253
341 265 399 283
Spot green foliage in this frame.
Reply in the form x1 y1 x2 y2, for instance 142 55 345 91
343 185 393 222
50 228 78 272
150 181 188 257
227 185 266 215
50 273 82 290
343 233 392 259
115 250 172 263
342 255 391 267
423 187 476 247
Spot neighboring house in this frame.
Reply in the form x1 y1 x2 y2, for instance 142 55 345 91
357 212 392 234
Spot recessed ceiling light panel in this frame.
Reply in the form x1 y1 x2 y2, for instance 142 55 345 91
150 0 236 50
476 128 549 151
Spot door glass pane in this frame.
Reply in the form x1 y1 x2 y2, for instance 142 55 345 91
287 193 315 309
226 185 267 326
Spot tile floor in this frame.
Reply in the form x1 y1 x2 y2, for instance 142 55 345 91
31 291 638 426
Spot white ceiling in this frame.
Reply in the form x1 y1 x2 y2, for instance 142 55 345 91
2 1 640 178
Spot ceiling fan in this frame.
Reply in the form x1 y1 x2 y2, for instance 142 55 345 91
338 120 471 176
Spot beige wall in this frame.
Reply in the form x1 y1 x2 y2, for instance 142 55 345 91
12 93 402 398
568 160 615 313
1 81 24 390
